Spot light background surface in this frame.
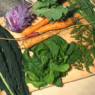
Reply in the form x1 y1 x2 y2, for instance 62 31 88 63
31 75 95 95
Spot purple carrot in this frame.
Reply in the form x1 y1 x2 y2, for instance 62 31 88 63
17 32 39 39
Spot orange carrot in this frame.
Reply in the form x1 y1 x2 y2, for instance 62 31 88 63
35 17 79 33
22 15 86 49
22 18 50 36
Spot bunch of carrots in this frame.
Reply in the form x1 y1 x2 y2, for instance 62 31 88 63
21 15 86 49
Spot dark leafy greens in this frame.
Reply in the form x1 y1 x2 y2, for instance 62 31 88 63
0 26 29 95
22 35 81 88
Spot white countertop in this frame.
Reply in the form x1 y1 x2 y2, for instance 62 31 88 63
31 75 95 95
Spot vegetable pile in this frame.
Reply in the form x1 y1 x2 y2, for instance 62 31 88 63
22 35 81 88
4 0 78 33
21 0 95 89
0 26 29 95
1 0 95 93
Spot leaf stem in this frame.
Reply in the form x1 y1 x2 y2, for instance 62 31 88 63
70 0 83 14
0 72 14 95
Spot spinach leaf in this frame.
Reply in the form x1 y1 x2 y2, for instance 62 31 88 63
54 71 60 78
22 35 77 88
53 77 62 87
45 70 54 84
44 38 59 60
51 64 70 72
61 72 66 77
34 43 47 59
22 50 32 64
25 74 45 88
48 59 59 68
38 49 49 56
40 52 51 67
66 42 76 55
29 74 39 81
67 45 82 64
52 35 68 53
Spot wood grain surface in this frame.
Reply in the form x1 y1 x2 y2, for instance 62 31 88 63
0 1 95 95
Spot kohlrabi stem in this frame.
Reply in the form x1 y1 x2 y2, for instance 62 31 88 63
0 72 14 95
70 0 84 15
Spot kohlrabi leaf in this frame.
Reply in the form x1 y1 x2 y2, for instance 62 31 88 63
33 0 57 9
36 5 68 23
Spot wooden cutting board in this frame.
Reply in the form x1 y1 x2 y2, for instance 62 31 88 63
0 1 95 95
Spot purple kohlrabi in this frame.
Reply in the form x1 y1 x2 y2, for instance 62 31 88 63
4 0 34 32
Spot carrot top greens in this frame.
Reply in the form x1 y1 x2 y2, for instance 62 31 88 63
67 0 95 72
70 21 94 72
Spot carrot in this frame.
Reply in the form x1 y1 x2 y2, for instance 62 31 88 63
22 18 50 36
22 30 61 49
18 32 39 39
22 15 87 49
35 16 86 33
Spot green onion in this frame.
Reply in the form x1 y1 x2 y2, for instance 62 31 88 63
68 0 95 46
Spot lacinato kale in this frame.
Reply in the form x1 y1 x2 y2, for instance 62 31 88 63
0 26 29 95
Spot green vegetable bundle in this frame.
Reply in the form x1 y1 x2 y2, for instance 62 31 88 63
22 35 81 88
0 26 29 95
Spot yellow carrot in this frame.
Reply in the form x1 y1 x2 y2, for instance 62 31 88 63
22 30 61 49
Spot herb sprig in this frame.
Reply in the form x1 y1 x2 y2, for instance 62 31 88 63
70 21 94 72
